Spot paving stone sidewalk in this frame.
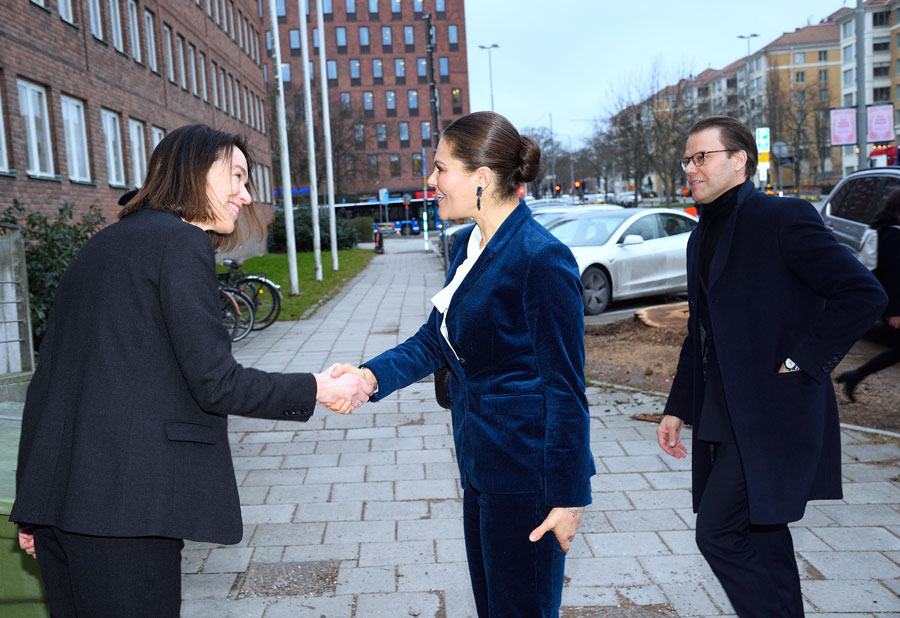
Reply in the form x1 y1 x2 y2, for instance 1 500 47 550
181 237 900 617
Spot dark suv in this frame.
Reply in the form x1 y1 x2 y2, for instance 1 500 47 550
820 168 900 254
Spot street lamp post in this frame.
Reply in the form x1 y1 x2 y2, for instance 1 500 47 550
738 33 759 60
738 33 759 122
478 43 499 111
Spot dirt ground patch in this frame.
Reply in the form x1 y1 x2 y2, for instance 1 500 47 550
584 309 900 434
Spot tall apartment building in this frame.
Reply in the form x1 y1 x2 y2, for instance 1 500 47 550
265 0 469 201
1 0 273 253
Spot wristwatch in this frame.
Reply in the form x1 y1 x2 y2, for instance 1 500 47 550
784 358 801 373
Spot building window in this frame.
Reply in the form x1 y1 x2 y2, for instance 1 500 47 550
211 62 219 106
89 0 103 37
308 61 315 80
819 88 828 103
842 21 852 38
873 11 890 27
143 11 158 72
391 0 400 16
359 26 369 48
873 37 890 53
199 52 208 100
363 90 374 116
336 27 347 50
345 0 355 17
843 68 854 85
818 50 827 62
188 44 198 94
327 59 337 82
395 57 406 82
290 29 300 51
417 57 427 82
389 154 400 177
873 86 890 102
61 96 91 182
448 24 458 50
382 26 392 49
59 0 74 23
407 89 418 113
844 92 853 107
794 52 804 64
101 109 125 185
17 80 55 177
228 74 236 114
818 68 828 82
451 87 462 112
404 25 414 48
795 71 805 84
313 28 319 48
368 154 378 174
128 118 146 187
372 58 383 83
435 0 445 13
280 63 290 84
386 90 396 116
368 0 377 14
0 89 7 172
163 25 175 81
109 0 124 51
350 59 361 83
376 123 386 146
353 123 364 143
127 0 141 61
175 35 187 89
874 61 890 78
794 90 805 104
412 152 423 175
421 120 431 144
150 125 165 148
413 0 422 13
843 44 853 62
439 56 449 82
399 121 409 146
340 91 351 112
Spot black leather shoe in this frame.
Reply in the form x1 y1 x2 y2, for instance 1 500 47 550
835 371 859 403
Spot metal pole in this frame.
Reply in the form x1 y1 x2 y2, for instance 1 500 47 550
424 13 447 271
856 0 867 171
315 0 338 270
478 44 498 112
267 0 299 296
297 0 322 281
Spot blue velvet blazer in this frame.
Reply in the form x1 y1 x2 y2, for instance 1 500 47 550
664 180 886 524
365 203 595 507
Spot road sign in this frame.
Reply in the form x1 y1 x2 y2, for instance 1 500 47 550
779 155 798 166
378 187 389 205
756 127 770 153
772 141 788 158
759 152 770 163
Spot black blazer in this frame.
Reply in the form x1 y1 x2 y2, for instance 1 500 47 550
11 208 317 544
664 181 886 524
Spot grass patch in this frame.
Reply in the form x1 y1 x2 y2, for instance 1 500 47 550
220 249 375 321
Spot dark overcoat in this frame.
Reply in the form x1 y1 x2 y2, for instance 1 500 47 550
364 203 595 507
10 208 317 544
664 180 887 524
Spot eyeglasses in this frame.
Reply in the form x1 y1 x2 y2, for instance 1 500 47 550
681 150 736 171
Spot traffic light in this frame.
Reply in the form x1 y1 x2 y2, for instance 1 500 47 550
518 186 526 198
554 184 561 197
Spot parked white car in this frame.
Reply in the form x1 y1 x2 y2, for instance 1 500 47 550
546 208 698 314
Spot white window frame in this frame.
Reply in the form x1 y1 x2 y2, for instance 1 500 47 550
228 1 235 39
220 68 228 110
176 35 187 89
61 96 91 182
242 86 249 123
151 125 165 148
144 10 157 71
127 0 141 62
59 0 74 24
198 52 208 101
163 25 175 82
187 44 197 94
230 76 238 117
0 87 7 172
236 10 243 48
128 118 146 187
17 79 55 177
101 109 126 185
108 0 124 51
211 61 219 107
89 0 103 38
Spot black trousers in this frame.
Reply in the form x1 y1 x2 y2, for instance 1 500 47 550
33 526 183 618
695 442 804 618
463 487 566 617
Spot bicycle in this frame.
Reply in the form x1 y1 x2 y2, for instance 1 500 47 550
216 259 282 330
219 285 255 342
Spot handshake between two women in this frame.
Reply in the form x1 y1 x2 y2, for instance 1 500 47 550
315 363 378 414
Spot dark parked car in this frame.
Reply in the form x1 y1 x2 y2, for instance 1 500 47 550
820 168 900 256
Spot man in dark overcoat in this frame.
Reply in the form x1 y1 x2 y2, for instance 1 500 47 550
657 116 886 617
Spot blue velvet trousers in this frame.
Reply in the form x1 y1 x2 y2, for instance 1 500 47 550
463 486 566 617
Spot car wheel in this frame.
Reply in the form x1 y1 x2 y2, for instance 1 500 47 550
581 266 610 315
401 224 413 236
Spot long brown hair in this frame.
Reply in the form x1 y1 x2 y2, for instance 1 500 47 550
119 124 264 251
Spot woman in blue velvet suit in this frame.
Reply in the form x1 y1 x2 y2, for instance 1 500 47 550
333 111 595 616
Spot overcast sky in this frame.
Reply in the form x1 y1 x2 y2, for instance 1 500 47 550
463 0 854 145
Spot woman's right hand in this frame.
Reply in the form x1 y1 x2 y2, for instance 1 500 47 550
18 529 36 559
314 365 374 414
888 316 900 329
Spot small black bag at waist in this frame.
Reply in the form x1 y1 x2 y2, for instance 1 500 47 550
434 365 452 409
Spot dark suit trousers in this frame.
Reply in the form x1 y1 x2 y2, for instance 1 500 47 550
33 526 183 618
463 487 566 617
695 442 804 617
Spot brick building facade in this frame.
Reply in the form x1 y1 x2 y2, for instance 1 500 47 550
266 0 469 201
1 0 274 254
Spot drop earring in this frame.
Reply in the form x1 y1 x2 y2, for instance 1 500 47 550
476 186 483 210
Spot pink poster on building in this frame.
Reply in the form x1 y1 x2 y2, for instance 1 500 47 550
867 104 895 143
830 108 856 146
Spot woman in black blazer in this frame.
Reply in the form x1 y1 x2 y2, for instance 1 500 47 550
332 112 595 617
10 125 372 617
836 191 900 400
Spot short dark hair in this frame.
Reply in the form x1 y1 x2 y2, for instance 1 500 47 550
119 124 264 251
688 115 758 179
879 188 900 224
441 111 541 200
